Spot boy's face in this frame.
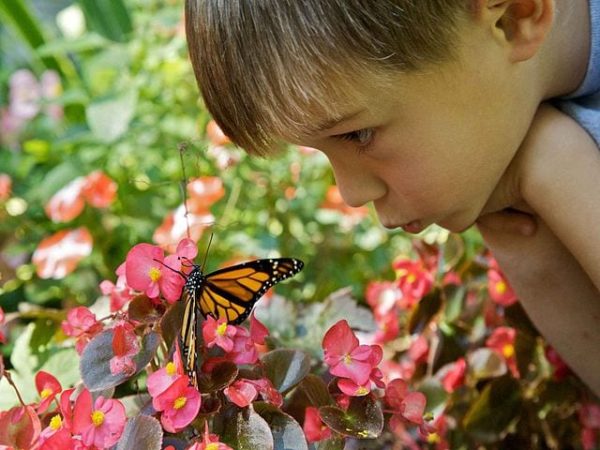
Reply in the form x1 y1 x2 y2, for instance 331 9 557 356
287 26 538 233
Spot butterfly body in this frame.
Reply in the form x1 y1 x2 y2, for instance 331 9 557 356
178 257 304 386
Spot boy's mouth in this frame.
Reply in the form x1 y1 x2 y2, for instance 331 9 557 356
401 220 425 234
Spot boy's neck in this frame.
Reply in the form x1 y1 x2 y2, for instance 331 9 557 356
541 0 591 99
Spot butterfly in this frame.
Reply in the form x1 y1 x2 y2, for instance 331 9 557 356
178 257 304 387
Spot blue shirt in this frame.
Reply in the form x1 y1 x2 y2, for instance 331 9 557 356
556 0 600 146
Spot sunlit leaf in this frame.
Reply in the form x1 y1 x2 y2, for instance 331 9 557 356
116 415 162 450
262 349 311 393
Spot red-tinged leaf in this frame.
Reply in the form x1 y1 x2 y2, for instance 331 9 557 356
115 415 163 450
462 375 522 443
254 402 308 450
196 361 238 393
128 295 164 324
81 329 159 391
319 395 383 439
215 405 274 450
300 375 334 408
0 405 41 449
262 349 311 393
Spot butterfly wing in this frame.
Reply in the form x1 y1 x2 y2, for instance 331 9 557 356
179 267 203 388
199 258 304 325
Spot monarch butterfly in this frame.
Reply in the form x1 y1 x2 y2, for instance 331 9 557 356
178 258 304 387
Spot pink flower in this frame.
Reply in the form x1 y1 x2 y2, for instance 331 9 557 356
35 371 62 413
393 259 434 306
0 307 6 344
71 389 126 449
247 378 283 407
322 320 383 386
147 358 184 399
441 358 467 393
545 345 572 381
32 227 93 279
0 405 41 450
580 403 600 450
109 322 140 376
365 281 403 317
100 263 134 312
384 379 427 432
45 177 86 223
61 307 103 354
225 327 259 365
152 376 201 433
486 327 519 378
9 69 40 120
487 268 517 306
202 316 237 352
125 243 185 302
407 335 429 365
250 313 269 345
0 174 12 201
81 171 117 208
224 379 258 407
337 367 385 397
303 407 331 443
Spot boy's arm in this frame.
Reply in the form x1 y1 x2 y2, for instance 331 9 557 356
477 104 600 396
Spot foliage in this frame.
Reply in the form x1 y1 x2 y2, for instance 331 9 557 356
0 1 599 449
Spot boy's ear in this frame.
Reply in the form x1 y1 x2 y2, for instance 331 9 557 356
474 0 554 62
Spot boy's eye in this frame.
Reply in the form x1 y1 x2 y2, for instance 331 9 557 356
334 128 375 149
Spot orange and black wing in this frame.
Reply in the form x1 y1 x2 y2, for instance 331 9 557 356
199 258 304 325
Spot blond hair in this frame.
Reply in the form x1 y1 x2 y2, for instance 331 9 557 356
186 1 471 154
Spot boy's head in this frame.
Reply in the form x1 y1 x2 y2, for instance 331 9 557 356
186 0 555 232
186 0 472 154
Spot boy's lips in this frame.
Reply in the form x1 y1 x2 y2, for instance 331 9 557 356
401 220 426 233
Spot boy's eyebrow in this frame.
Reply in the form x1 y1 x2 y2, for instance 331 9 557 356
311 109 365 134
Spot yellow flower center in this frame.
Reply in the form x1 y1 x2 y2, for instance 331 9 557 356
166 361 176 376
502 344 515 359
427 432 441 444
148 266 162 282
355 386 369 396
406 273 416 284
216 322 228 336
495 281 507 294
173 396 187 410
343 354 352 365
40 388 53 399
205 444 219 450
91 410 105 427
49 415 62 430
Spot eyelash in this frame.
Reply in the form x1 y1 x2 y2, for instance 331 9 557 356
335 128 375 153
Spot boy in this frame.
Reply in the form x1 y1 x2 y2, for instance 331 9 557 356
185 0 600 396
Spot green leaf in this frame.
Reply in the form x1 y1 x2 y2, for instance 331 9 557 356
299 375 334 407
80 329 159 391
319 395 383 440
254 402 309 450
196 361 238 393
463 375 522 443
216 406 274 450
116 415 163 450
77 0 133 42
86 89 138 143
262 349 311 393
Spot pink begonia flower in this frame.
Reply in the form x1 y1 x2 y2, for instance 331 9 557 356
38 414 74 450
322 320 383 386
385 378 429 436
147 357 184 399
202 316 237 352
187 422 234 450
580 403 600 450
109 322 140 376
247 378 283 407
58 388 76 432
152 376 201 433
0 306 6 344
35 371 62 413
486 326 519 378
303 407 332 443
44 177 86 223
545 345 572 381
72 389 126 448
100 262 134 312
441 358 467 393
125 243 185 302
250 313 269 345
9 69 40 120
32 227 93 280
224 379 258 407
371 313 400 345
61 306 103 354
337 367 385 397
408 335 429 365
225 326 259 365
0 405 42 450
487 267 517 306
393 259 434 306
82 171 117 208
365 281 404 317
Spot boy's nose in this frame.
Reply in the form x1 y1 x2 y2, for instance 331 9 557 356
328 158 386 208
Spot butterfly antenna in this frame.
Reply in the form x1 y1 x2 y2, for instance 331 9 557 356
201 233 214 271
153 258 187 281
